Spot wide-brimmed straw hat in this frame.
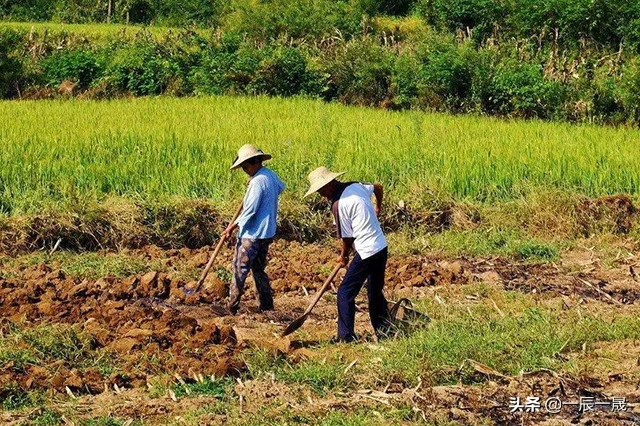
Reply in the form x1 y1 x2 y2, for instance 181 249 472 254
230 144 272 170
304 166 346 198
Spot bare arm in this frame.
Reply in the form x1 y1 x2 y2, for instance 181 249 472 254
372 183 383 216
338 238 355 267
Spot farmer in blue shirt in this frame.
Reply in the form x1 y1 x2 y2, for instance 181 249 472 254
222 144 285 314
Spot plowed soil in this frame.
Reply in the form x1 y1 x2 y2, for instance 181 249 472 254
2 240 640 425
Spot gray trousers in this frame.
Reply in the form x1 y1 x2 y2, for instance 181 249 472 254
228 238 274 312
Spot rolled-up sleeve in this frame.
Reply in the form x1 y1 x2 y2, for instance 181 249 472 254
235 179 263 229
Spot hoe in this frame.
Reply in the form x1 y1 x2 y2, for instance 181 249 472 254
183 202 243 296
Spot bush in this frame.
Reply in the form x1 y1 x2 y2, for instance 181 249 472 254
104 36 179 95
475 58 569 119
620 58 640 126
40 49 104 90
418 41 477 111
414 0 509 42
225 0 363 41
151 0 226 27
323 38 394 106
510 0 637 49
51 0 107 23
0 28 23 98
359 0 417 16
0 0 56 21
249 47 309 96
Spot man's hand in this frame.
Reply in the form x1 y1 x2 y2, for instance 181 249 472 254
221 223 238 241
337 254 349 267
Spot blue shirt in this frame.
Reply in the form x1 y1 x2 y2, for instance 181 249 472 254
235 166 285 239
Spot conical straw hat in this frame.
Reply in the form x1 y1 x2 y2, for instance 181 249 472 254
230 144 272 169
304 166 346 198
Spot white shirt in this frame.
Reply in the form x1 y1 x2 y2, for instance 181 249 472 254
331 182 387 260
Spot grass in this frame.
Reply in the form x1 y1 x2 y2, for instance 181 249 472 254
30 410 63 426
1 96 639 216
243 347 350 395
0 321 114 376
0 96 637 256
376 295 640 386
171 376 233 398
0 21 188 39
1 383 46 410
240 288 640 396
0 250 156 280
387 228 562 260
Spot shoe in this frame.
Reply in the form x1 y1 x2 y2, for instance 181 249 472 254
227 303 239 315
330 334 358 344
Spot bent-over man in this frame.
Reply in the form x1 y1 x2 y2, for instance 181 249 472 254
304 166 391 342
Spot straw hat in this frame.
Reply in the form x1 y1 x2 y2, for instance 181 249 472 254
230 144 272 169
304 166 346 198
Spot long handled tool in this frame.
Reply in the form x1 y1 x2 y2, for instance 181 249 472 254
182 202 244 296
281 264 342 337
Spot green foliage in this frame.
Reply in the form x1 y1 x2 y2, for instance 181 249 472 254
150 0 226 27
380 300 640 385
415 0 509 42
0 383 45 410
40 49 104 89
30 410 63 426
172 376 233 398
104 35 180 95
0 0 56 21
0 27 23 97
249 47 309 96
479 59 570 119
324 38 394 106
52 0 108 23
225 0 362 41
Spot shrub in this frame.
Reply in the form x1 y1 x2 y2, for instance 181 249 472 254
40 49 103 90
475 58 569 119
249 47 309 96
225 0 362 41
51 0 107 23
0 28 23 98
104 37 179 95
323 38 394 106
414 0 510 43
418 41 477 111
0 0 56 21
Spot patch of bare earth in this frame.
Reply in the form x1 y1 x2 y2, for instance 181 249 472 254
2 240 640 424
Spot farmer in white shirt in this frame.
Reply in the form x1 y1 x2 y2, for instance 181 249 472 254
222 144 285 314
305 166 391 342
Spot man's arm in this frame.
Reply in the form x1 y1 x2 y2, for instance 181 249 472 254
372 183 383 216
338 238 355 267
222 179 262 239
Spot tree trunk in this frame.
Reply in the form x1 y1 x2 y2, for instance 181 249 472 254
107 0 112 23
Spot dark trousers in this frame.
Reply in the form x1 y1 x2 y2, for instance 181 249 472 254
228 238 273 313
337 247 390 341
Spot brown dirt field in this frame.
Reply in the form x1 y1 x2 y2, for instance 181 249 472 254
2 240 640 424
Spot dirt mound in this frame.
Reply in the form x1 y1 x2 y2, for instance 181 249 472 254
576 194 637 236
0 198 223 254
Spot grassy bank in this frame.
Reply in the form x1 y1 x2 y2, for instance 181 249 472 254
0 96 638 254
